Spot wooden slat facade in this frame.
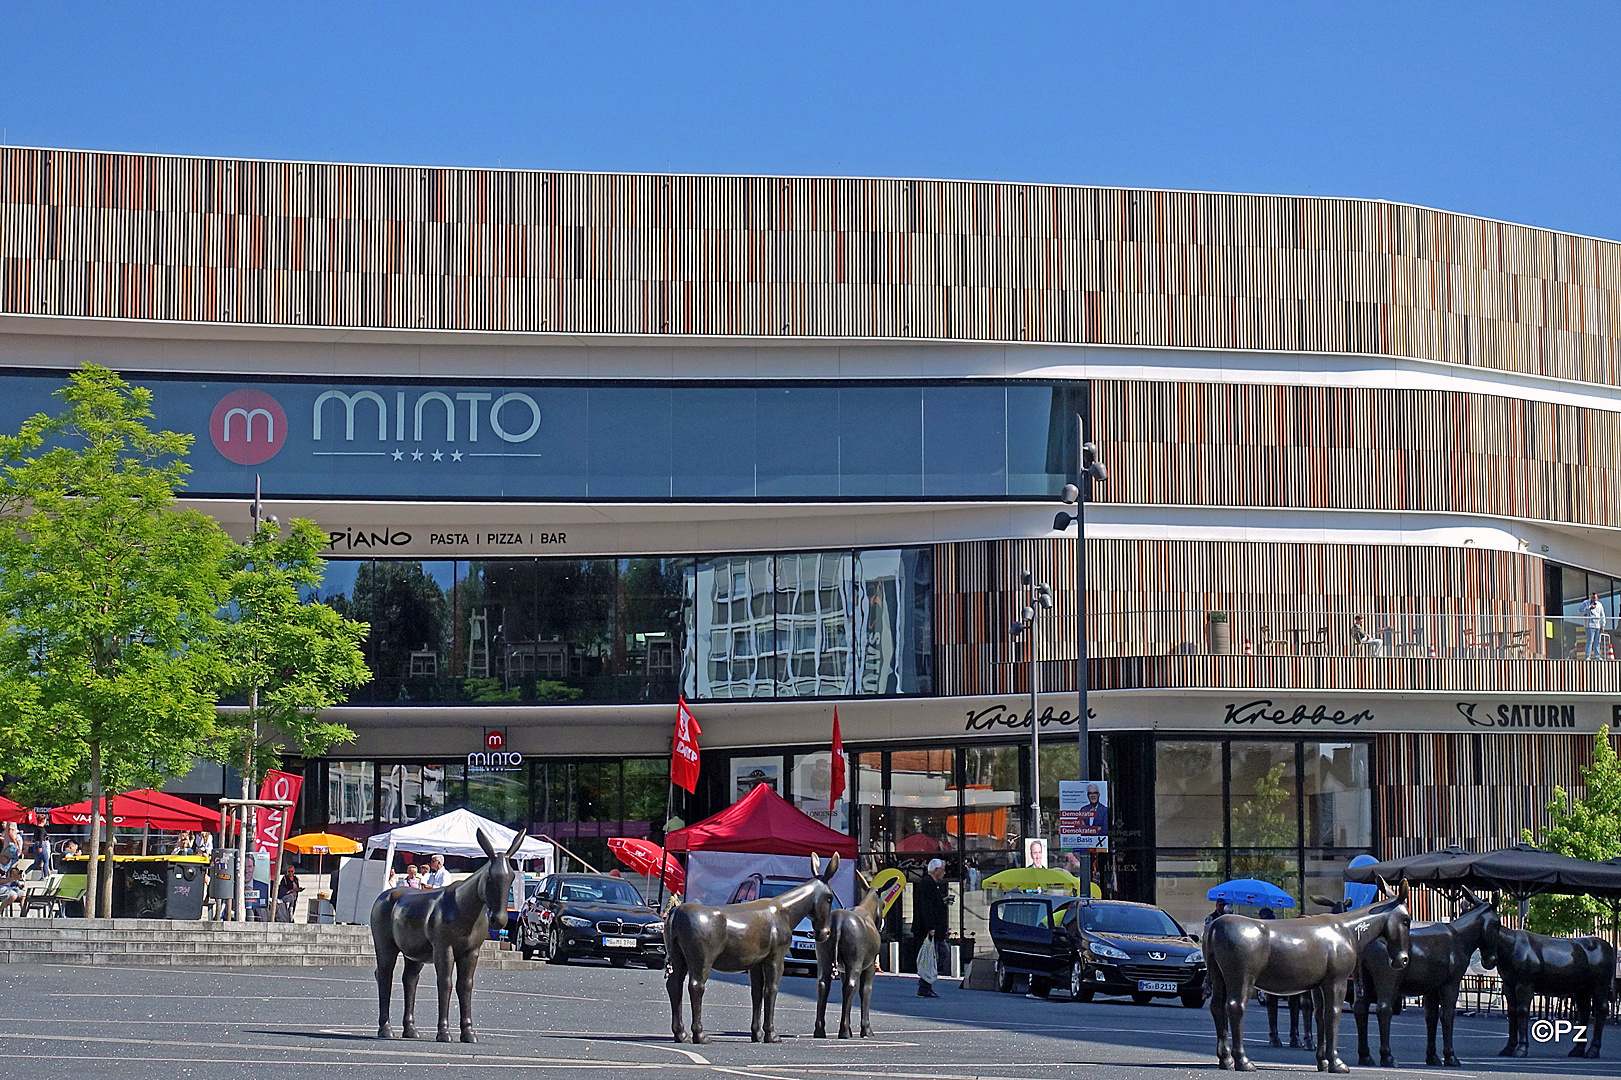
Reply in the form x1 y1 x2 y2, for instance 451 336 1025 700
2 148 1619 385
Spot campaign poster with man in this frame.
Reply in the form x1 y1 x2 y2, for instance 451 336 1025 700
1058 780 1109 851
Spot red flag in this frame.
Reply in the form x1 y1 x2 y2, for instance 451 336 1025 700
252 769 303 861
671 696 702 794
830 707 847 810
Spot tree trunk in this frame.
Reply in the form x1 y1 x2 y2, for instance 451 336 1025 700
86 741 103 918
99 838 115 917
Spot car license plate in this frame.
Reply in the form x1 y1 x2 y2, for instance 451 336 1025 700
603 937 637 949
1138 980 1178 993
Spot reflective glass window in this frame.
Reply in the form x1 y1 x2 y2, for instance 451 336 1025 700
838 385 923 496
671 388 756 498
1154 741 1224 849
588 387 673 498
378 764 453 826
791 751 852 833
923 385 1007 496
756 387 840 496
1304 742 1371 849
774 552 853 697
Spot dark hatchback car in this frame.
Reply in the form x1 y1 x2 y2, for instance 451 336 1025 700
990 896 1204 1006
515 873 665 968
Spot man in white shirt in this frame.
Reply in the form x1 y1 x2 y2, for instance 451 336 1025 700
423 854 451 888
1582 593 1608 659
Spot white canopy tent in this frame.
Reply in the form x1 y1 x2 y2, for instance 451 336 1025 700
333 809 554 924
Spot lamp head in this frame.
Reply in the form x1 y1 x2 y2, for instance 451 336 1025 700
1053 511 1076 531
1060 483 1081 505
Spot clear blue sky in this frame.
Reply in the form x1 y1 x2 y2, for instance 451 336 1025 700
3 2 1617 239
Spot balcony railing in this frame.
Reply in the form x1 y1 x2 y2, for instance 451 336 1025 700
1085 610 1614 662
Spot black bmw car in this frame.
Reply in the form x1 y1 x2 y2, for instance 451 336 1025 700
990 896 1204 1006
515 873 665 968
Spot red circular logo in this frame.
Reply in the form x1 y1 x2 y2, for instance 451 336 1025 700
485 730 505 750
210 389 287 465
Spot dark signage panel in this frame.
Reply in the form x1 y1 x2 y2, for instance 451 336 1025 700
0 372 1085 501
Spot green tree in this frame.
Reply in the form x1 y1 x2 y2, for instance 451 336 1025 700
1226 762 1298 899
214 518 371 785
0 366 231 915
1523 726 1621 934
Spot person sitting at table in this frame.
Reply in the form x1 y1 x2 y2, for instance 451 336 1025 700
274 865 301 922
1352 615 1384 657
170 831 194 856
192 831 213 857
0 868 26 915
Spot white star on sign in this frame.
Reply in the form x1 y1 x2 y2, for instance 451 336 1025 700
391 449 404 461
412 450 424 461
431 450 444 461
451 451 463 462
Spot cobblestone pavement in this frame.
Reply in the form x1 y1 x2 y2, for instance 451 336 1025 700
0 962 1613 1080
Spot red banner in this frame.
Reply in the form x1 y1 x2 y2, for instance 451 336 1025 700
830 707 847 810
670 697 702 794
252 769 304 860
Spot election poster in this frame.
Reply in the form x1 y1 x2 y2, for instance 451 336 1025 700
1058 779 1109 852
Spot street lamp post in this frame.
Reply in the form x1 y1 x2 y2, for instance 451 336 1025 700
1054 433 1107 896
1010 574 1053 864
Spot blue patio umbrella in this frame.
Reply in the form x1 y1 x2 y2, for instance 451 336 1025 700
1207 878 1296 908
1343 854 1380 910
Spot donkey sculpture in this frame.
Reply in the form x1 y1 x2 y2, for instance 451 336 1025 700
1261 898 1344 1052
1495 925 1614 1059
1355 890 1500 1067
1207 883 1410 1072
814 873 886 1039
666 852 840 1044
371 829 525 1043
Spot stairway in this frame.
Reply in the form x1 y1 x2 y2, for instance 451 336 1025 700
0 918 535 969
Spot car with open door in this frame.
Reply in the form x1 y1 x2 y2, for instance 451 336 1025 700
515 873 665 968
989 896 1204 1006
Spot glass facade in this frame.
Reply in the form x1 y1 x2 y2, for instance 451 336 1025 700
315 547 931 704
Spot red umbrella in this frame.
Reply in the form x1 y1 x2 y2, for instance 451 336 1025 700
607 837 685 893
0 796 34 825
895 831 949 853
118 790 218 829
50 792 214 830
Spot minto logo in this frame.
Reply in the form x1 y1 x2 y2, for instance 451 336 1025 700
211 389 287 465
485 730 506 750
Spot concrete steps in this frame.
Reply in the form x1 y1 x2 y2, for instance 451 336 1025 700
0 918 539 969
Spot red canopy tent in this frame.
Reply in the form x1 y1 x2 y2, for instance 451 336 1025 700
665 783 857 858
49 790 217 830
0 796 35 825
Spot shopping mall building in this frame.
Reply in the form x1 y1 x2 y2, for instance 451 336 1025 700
3 147 1620 931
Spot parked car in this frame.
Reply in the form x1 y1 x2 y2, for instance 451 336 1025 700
989 895 1204 1007
515 873 665 968
727 874 843 976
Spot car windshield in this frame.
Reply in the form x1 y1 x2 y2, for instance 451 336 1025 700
760 880 843 910
557 879 645 907
1079 905 1183 937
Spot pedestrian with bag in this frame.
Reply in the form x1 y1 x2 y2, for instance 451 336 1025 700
912 858 952 998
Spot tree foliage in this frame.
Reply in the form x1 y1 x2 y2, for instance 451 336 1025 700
0 366 231 912
1524 725 1621 934
214 518 370 778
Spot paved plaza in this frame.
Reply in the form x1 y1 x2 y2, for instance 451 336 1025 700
0 962 1612 1080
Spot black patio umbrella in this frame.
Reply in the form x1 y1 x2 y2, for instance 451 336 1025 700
1346 843 1621 901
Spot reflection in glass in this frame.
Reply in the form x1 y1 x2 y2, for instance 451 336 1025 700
378 764 451 826
855 752 886 873
792 751 851 833
326 762 375 829
1304 743 1371 849
891 748 957 859
467 767 527 827
854 548 933 695
689 555 776 698
1154 741 1224 849
775 552 853 697
1156 853 1224 930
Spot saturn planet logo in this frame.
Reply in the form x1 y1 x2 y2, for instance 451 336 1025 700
210 389 288 465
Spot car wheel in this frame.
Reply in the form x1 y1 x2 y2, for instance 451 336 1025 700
546 925 567 964
1029 976 1052 999
996 959 1014 994
1132 992 1154 1005
1181 987 1204 1009
1069 965 1094 1002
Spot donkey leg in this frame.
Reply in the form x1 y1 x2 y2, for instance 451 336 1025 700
1422 990 1441 1066
1353 971 1375 1066
687 962 713 1044
1301 990 1316 1052
400 958 425 1039
1319 976 1350 1073
666 949 691 1043
1568 991 1592 1058
839 971 857 1039
1439 982 1463 1066
748 965 766 1042
1373 979 1396 1067
1209 966 1234 1069
432 946 455 1043
858 965 875 1038
455 951 479 1043
1226 977 1257 1071
374 942 400 1039
813 958 831 1038
1585 977 1609 1058
1499 982 1530 1057
761 954 786 1043
1266 993 1283 1047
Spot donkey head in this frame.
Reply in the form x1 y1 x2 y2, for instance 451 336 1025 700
806 852 841 943
1376 878 1412 970
1461 887 1502 969
475 828 528 930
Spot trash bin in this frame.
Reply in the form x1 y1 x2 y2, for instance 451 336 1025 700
166 861 207 920
114 862 170 918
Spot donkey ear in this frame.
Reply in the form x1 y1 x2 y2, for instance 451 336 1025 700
1396 878 1410 903
504 830 526 859
1374 875 1391 899
476 829 498 861
821 852 840 882
809 852 821 879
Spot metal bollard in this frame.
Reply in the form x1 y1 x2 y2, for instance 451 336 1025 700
948 944 962 979
885 941 900 974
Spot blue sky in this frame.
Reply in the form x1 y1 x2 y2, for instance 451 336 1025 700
3 2 1617 239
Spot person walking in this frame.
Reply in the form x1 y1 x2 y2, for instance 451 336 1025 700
912 858 951 998
1581 593 1607 658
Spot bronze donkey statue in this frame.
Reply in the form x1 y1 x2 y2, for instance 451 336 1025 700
371 829 525 1043
666 851 840 1044
814 872 885 1039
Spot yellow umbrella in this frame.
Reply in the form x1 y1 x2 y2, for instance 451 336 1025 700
284 832 364 901
982 867 1082 894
